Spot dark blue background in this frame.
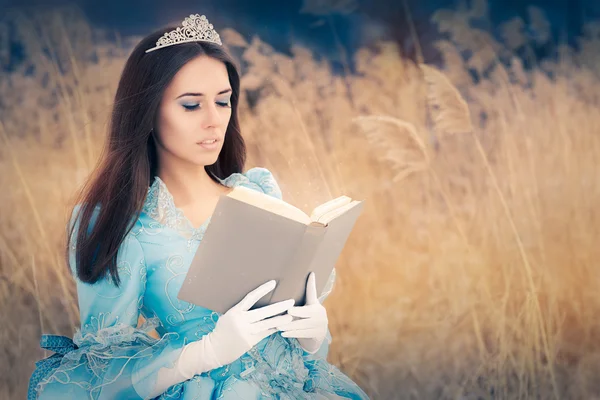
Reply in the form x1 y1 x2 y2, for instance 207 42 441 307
2 0 599 68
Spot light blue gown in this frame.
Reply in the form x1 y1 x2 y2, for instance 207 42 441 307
28 167 370 400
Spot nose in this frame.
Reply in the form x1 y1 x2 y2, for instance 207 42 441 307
202 102 222 129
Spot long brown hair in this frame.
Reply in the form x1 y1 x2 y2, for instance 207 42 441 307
68 26 246 285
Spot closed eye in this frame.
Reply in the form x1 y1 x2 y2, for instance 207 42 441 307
182 101 230 111
182 104 199 111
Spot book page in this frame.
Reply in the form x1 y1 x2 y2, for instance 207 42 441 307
314 200 361 225
310 196 353 222
226 186 311 225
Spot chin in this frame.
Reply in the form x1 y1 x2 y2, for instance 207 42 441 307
190 155 220 167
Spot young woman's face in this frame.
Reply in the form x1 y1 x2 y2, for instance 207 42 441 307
155 55 232 167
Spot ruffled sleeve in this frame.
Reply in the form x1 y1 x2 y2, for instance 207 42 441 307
32 205 185 399
221 167 283 200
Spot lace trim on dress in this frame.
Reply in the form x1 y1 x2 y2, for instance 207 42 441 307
142 176 209 242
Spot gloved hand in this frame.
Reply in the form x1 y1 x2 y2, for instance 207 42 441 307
153 280 294 396
204 279 295 368
277 272 328 354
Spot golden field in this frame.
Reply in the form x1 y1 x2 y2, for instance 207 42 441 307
1 4 599 399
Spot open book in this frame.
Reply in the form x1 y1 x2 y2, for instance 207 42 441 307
177 186 364 314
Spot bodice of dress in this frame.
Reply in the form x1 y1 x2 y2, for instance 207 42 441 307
134 169 277 333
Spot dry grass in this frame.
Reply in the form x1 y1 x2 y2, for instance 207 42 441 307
2 3 600 399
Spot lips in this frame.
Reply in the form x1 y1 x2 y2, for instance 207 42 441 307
197 138 219 144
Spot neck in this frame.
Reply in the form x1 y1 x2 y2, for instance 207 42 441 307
156 160 221 207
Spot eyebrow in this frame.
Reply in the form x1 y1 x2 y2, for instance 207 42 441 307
176 88 232 99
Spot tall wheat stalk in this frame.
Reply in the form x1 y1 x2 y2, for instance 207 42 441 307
421 63 560 400
0 120 76 330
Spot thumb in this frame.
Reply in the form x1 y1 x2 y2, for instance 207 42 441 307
305 272 319 305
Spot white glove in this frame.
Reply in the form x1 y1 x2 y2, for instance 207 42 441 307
203 279 295 368
277 272 328 354
151 280 294 397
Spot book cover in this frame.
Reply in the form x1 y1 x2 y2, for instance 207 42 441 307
177 194 364 314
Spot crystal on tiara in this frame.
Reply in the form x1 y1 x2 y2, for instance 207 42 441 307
145 14 222 53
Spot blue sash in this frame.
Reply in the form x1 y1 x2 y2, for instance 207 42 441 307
27 334 78 400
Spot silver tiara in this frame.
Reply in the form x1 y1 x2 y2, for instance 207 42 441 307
145 14 222 53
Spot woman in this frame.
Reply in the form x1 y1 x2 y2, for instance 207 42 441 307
28 14 370 400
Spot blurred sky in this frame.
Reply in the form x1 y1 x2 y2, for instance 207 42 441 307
2 0 600 68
